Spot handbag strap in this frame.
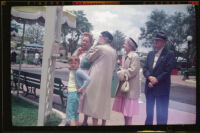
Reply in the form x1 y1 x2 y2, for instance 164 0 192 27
124 74 128 81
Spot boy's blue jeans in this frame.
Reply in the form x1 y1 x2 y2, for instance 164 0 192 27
66 92 80 123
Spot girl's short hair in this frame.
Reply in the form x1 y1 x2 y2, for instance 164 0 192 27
82 32 93 44
68 55 80 63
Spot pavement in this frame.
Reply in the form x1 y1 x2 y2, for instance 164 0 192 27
11 61 197 125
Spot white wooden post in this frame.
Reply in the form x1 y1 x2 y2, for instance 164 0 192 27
37 6 63 126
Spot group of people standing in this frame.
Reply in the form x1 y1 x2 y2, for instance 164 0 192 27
64 30 175 126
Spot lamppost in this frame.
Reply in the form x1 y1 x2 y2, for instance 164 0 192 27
183 35 192 80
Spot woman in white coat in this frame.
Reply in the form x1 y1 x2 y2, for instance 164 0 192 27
82 31 117 125
112 38 140 125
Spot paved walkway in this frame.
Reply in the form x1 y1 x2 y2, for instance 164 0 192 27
78 98 196 125
77 92 196 125
11 62 196 125
15 91 195 126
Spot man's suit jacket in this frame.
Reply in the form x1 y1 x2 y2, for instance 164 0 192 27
143 47 175 96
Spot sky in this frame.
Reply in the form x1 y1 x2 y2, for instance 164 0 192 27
64 5 190 53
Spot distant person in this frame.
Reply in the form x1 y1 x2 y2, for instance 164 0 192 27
24 51 28 60
39 51 43 66
11 50 17 64
34 52 40 65
143 32 175 125
82 31 117 125
65 56 90 126
112 38 140 125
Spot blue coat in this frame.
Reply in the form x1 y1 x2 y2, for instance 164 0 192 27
143 47 175 96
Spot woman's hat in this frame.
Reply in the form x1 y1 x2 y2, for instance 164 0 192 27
128 37 138 49
154 32 167 41
101 31 113 41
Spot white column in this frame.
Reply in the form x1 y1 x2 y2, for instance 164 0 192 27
37 6 63 126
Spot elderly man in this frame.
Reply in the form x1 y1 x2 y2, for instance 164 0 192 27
143 32 175 125
82 31 117 125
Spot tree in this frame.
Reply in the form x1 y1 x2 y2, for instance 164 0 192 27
111 30 126 52
139 8 196 66
61 10 93 55
11 23 22 32
11 20 22 31
167 11 188 62
24 23 44 45
166 6 196 66
11 21 22 45
139 10 170 48
184 6 196 66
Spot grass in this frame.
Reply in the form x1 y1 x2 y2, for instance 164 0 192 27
12 95 62 126
44 113 62 126
22 59 28 64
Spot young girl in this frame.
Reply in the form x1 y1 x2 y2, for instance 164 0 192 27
65 55 90 126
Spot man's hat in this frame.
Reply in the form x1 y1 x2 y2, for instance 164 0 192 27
154 32 167 41
101 31 113 41
128 37 138 49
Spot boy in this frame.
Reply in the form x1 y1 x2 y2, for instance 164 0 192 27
65 56 90 126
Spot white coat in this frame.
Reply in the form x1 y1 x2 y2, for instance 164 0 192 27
82 43 117 120
115 51 140 99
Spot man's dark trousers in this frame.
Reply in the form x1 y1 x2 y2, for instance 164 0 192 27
145 92 169 125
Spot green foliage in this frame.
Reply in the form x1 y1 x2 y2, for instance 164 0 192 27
12 96 38 126
22 59 28 64
166 11 188 62
139 10 169 48
111 30 126 51
184 6 196 65
16 56 20 64
27 59 35 64
12 95 61 126
61 10 93 55
139 6 196 65
11 20 22 31
44 113 62 126
24 23 44 45
11 23 22 31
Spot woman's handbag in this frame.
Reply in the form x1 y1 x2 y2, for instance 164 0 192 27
120 74 129 92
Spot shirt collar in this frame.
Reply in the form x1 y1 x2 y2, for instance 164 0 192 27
156 47 164 56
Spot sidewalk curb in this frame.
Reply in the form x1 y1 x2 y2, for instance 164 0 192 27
185 80 196 84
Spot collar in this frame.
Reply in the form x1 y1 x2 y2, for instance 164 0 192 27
126 51 135 58
70 68 78 72
156 47 164 56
